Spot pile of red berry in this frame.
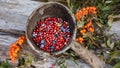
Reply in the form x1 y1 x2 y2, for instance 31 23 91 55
32 17 70 53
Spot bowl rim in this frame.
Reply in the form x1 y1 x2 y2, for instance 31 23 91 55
26 2 76 55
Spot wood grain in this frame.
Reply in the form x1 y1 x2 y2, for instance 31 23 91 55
0 0 120 68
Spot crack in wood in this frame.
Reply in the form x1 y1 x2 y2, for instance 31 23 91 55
0 29 25 37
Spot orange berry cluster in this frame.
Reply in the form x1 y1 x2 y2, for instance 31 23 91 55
76 37 83 44
75 6 97 22
75 6 96 44
76 22 94 43
82 22 94 34
8 36 26 63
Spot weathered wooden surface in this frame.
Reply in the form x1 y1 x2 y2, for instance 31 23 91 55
0 0 91 68
0 1 42 55
0 0 119 68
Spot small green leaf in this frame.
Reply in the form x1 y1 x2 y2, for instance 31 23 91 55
107 15 113 28
70 4 74 12
67 0 70 7
0 66 4 68
113 62 120 68
28 56 33 63
61 57 65 64
114 59 120 63
0 60 10 68
55 60 59 66
70 56 78 65
55 57 66 66
60 64 66 68
69 51 75 57
108 51 120 62
98 3 103 9
102 6 110 11
77 21 85 28
34 56 39 62
107 20 112 27
18 58 25 67
25 56 33 65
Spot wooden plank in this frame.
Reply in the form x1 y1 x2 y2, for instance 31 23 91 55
0 0 119 68
0 0 90 68
0 0 45 66
0 0 44 31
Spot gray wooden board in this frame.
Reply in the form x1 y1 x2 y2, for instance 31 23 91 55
0 0 119 68
0 0 91 68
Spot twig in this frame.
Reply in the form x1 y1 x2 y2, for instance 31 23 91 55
71 40 105 68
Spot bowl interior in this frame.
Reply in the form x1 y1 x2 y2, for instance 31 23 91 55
26 2 76 54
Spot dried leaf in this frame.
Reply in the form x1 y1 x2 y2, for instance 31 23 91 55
105 1 112 4
107 39 111 46
106 39 114 49
101 43 107 47
109 42 114 49
96 22 103 28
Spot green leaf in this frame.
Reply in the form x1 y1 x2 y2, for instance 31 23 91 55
0 66 4 68
98 3 103 9
18 58 25 67
77 21 85 28
70 56 78 65
107 15 113 28
55 57 66 66
114 59 120 63
102 6 110 11
66 0 73 14
55 60 59 66
107 20 112 27
0 60 10 68
69 51 75 57
67 0 70 8
108 51 120 62
25 55 33 65
60 64 66 68
70 4 74 12
61 57 65 64
113 62 120 68
34 56 39 62
28 56 33 63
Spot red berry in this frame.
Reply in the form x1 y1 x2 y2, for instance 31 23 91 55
32 17 70 52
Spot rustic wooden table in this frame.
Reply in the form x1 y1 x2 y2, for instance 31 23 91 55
0 0 91 68
0 0 120 68
0 0 42 58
